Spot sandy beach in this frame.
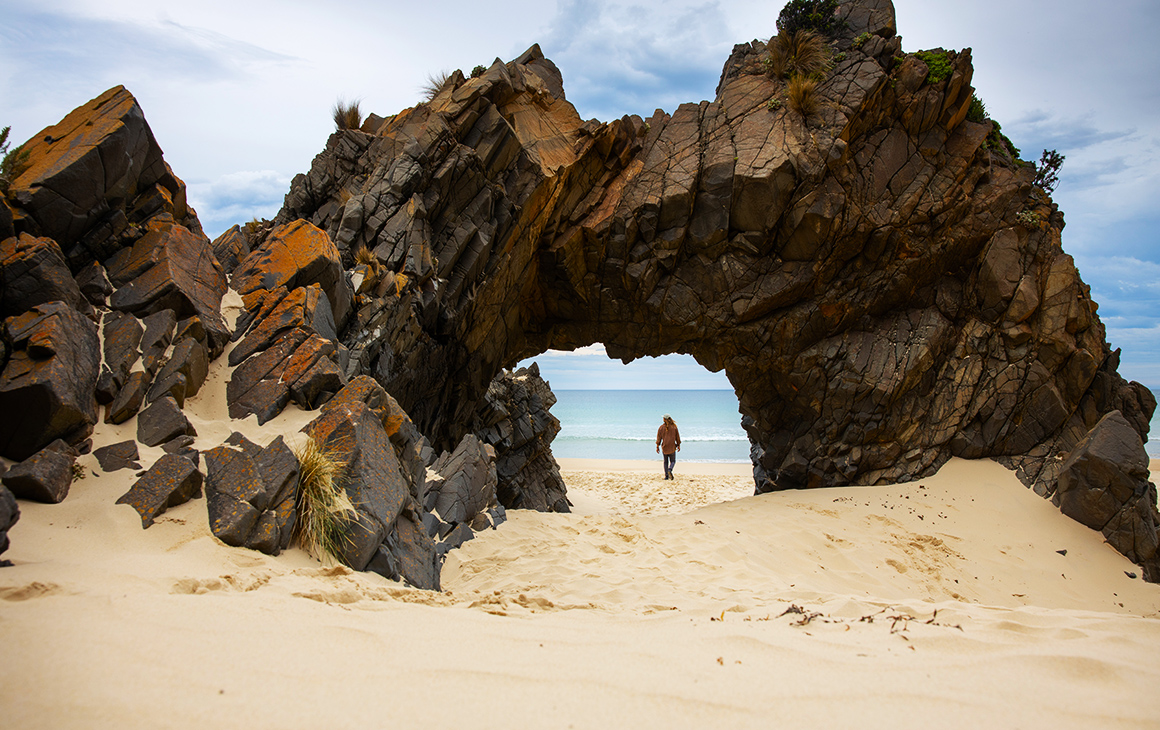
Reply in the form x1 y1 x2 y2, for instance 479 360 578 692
3 391 1160 730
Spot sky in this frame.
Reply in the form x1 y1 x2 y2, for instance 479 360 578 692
2 0 1158 390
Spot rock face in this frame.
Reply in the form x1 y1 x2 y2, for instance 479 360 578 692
0 302 101 460
1 440 78 504
0 485 18 564
274 0 1155 572
471 364 568 512
1 0 1156 583
203 434 300 555
1056 411 1159 580
8 86 203 270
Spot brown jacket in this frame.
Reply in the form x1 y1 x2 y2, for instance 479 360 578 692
656 422 680 454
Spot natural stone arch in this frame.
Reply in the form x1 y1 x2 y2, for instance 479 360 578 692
275 1 1155 570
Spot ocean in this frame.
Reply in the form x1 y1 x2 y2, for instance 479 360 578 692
549 389 1160 461
550 390 750 463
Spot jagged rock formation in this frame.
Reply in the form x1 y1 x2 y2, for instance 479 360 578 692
471 363 569 512
276 0 1156 575
0 0 1154 581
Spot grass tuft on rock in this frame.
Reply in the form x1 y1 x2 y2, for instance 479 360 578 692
787 75 820 118
332 98 363 131
292 436 356 564
768 30 830 80
421 71 452 102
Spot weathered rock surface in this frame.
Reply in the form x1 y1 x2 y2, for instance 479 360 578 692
3 0 1155 584
273 0 1155 574
106 219 229 355
93 440 141 472
426 434 498 527
303 396 414 571
0 302 101 460
203 434 300 555
0 233 92 318
472 363 568 512
0 484 17 563
136 395 195 447
1056 411 1159 580
7 86 203 270
231 219 354 331
0 440 78 504
116 453 203 527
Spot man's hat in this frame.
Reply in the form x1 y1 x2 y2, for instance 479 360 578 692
663 414 672 420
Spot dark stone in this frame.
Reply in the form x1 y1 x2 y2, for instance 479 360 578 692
102 310 143 387
211 225 251 278
232 219 354 332
472 364 569 512
162 434 199 467
203 444 265 546
427 434 497 526
105 370 150 424
93 440 140 472
1057 411 1159 579
203 435 300 555
116 453 202 528
107 219 230 355
0 233 92 318
6 86 175 261
146 337 209 405
139 309 176 375
75 261 114 306
227 328 344 424
0 485 18 561
367 505 440 590
1 440 77 504
136 395 195 447
95 367 118 405
0 302 100 460
303 398 411 570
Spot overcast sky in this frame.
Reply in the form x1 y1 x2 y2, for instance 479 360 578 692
3 0 1157 390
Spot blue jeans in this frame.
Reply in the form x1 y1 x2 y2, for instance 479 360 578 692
663 452 676 477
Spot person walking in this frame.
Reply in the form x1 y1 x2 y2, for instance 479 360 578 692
656 414 681 480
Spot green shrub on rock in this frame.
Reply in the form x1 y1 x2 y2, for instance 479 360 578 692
776 0 845 37
915 50 953 84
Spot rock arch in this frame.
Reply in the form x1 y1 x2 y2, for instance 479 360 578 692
273 2 1156 571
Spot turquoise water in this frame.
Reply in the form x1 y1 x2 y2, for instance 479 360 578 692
549 389 1160 461
550 390 750 463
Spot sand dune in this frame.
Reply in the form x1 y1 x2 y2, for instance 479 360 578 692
2 413 1159 728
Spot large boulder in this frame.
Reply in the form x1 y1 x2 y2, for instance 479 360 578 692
472 363 569 512
116 453 203 528
7 87 165 253
231 219 354 331
107 220 229 355
302 399 411 570
425 434 498 527
0 233 91 318
0 439 77 504
0 485 18 564
1056 411 1159 579
0 302 100 460
226 327 345 424
203 434 300 555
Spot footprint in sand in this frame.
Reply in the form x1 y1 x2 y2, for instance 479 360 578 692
0 581 63 601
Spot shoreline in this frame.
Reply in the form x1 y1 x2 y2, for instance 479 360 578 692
560 457 1160 480
556 457 752 476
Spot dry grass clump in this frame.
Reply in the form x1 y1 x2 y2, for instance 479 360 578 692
421 71 452 102
292 436 356 564
767 30 829 80
332 98 363 131
787 75 820 118
354 245 377 267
